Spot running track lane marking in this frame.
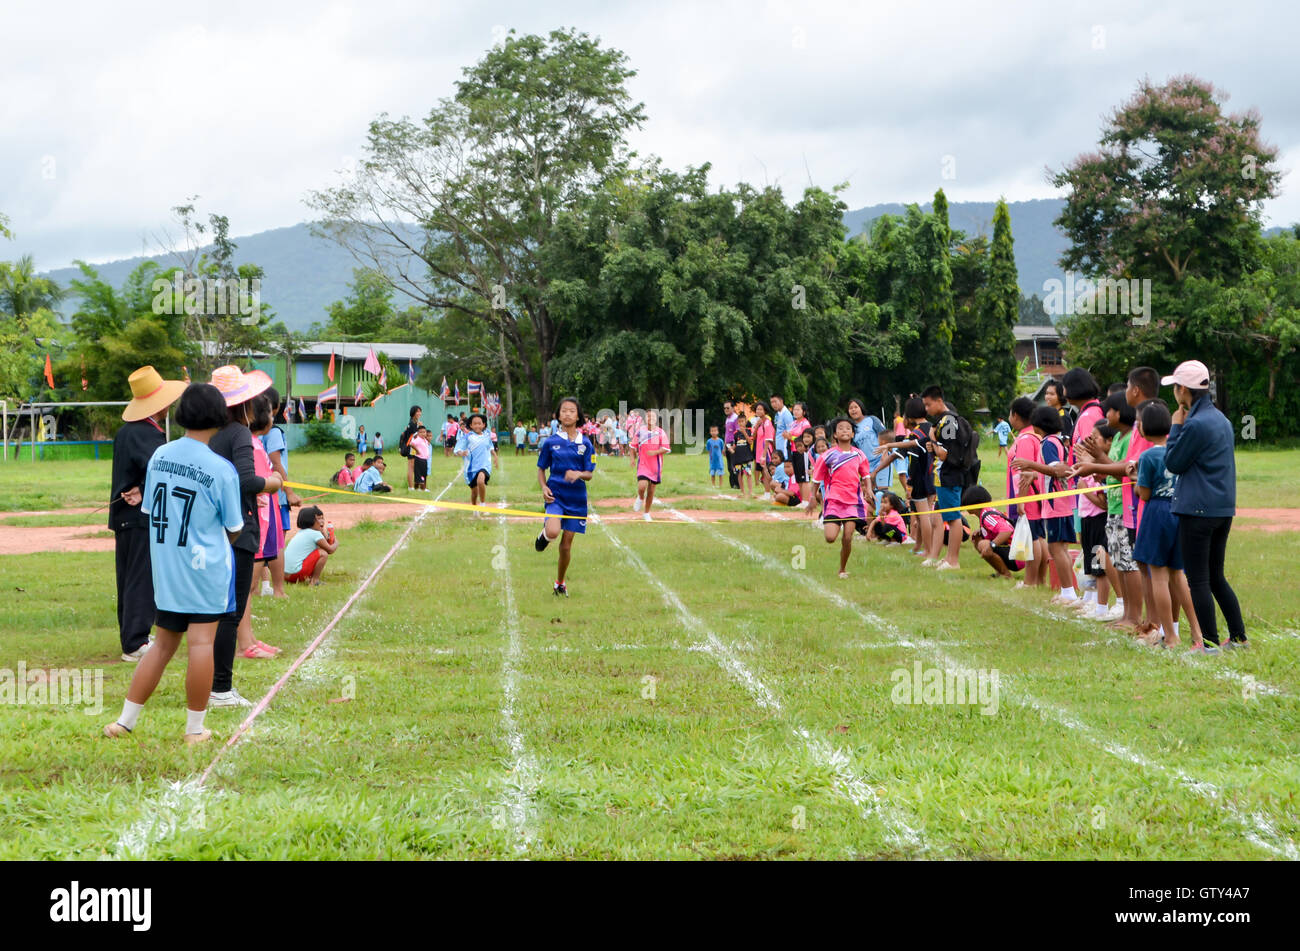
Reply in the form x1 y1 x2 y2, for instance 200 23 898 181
495 496 540 854
667 507 1299 860
594 513 926 855
111 473 457 858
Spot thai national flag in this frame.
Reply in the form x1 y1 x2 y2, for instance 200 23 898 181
354 382 365 405
440 376 449 400
318 385 338 403
466 379 482 396
298 397 307 419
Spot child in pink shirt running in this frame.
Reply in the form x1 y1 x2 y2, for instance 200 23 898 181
632 409 670 519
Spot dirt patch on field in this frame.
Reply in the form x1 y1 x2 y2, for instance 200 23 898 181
1233 508 1300 532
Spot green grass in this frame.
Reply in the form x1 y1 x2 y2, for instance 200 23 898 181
1 449 1298 859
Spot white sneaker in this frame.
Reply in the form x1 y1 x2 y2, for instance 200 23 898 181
260 581 274 597
761 492 772 501
643 513 652 522
632 497 643 512
1103 604 1125 620
208 688 253 709
921 558 937 567
120 642 151 663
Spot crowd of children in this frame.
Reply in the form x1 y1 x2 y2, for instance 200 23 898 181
694 367 1244 654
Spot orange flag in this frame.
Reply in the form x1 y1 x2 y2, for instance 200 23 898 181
81 355 88 391
328 351 336 382
44 353 55 389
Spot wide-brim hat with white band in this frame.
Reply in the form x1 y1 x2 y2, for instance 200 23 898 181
121 366 188 422
210 365 274 407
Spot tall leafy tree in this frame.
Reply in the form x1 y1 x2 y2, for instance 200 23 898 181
981 199 1020 411
309 28 646 414
0 255 65 401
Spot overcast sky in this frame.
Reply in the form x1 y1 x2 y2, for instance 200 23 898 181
3 0 1297 269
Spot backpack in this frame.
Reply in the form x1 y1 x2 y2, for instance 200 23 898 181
940 413 981 486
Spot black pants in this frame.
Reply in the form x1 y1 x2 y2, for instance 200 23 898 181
114 526 155 653
1177 515 1245 645
213 548 256 693
414 456 428 487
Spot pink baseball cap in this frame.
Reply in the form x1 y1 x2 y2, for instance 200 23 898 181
1161 360 1210 389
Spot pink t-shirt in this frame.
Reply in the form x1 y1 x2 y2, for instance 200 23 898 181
752 418 775 465
1077 473 1105 518
811 447 871 508
1041 433 1075 518
1072 400 1107 517
785 417 811 447
252 436 272 551
634 427 670 481
879 510 908 538
337 466 356 487
409 436 431 461
1007 428 1043 521
1123 429 1153 530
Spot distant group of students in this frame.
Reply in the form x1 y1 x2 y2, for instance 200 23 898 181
106 366 344 745
690 364 1243 654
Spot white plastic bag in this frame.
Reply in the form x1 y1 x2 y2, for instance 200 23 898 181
1009 516 1035 562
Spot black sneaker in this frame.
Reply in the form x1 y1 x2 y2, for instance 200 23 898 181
553 582 567 597
535 531 551 552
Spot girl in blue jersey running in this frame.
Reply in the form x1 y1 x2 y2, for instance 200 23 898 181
534 397 596 596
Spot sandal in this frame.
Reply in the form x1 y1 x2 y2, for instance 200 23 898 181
256 641 283 655
239 644 277 659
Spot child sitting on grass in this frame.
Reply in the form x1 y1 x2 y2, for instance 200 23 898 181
283 506 338 586
332 452 359 487
770 455 803 507
867 492 910 544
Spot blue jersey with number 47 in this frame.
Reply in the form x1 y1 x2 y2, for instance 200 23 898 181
140 437 244 615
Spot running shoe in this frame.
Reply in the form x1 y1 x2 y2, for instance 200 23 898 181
184 729 213 745
553 582 568 597
534 531 551 552
260 581 274 597
102 722 132 739
208 689 253 709
1221 639 1250 651
121 642 151 663
643 513 652 522
632 496 643 512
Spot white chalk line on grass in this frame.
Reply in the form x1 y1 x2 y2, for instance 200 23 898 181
495 497 540 854
667 507 1298 860
1005 595 1289 699
594 513 925 854
110 474 455 859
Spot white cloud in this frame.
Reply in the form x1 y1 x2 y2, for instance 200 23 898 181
2 0 1297 268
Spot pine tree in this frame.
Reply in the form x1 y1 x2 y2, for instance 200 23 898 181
981 199 1020 412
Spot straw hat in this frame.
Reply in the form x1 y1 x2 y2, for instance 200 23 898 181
210 365 274 407
122 366 188 422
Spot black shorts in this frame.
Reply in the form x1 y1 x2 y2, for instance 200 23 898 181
637 475 661 485
1080 513 1107 576
824 515 869 535
990 545 1023 573
156 609 229 633
444 437 455 449
783 494 801 507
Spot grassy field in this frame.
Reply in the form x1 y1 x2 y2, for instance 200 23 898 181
1 445 1298 859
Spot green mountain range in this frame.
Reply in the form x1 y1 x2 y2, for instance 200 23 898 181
46 200 1079 330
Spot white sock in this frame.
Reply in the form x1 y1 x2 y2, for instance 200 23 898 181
1060 586 1077 600
117 699 144 731
1094 604 1109 617
1173 622 1179 638
1083 591 1096 604
186 708 207 734
1115 598 1125 609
